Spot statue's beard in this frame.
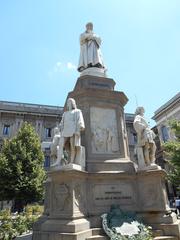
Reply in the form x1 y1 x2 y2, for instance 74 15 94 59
67 105 72 111
86 30 93 33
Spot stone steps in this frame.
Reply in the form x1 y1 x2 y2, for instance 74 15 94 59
86 235 179 240
86 228 179 240
86 235 109 240
86 235 178 240
154 236 178 240
153 229 164 237
153 230 179 239
86 228 108 240
91 228 105 235
15 233 32 240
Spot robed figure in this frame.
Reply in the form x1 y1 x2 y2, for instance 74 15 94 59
78 22 105 72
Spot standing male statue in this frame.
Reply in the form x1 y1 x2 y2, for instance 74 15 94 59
50 127 61 163
133 107 157 168
78 22 105 72
51 98 85 167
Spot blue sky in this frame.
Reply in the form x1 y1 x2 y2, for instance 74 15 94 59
0 0 180 125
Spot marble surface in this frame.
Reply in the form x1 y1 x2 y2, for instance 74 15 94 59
90 107 119 154
51 163 83 171
133 106 158 170
80 67 107 77
78 22 106 73
50 98 85 169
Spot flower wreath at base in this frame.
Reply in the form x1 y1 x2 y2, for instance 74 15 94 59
101 205 153 240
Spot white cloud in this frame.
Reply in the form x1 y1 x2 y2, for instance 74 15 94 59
54 61 62 72
67 62 76 70
48 61 76 79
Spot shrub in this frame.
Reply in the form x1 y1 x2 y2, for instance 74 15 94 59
0 204 43 240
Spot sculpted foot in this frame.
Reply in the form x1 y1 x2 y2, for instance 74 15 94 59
51 160 60 167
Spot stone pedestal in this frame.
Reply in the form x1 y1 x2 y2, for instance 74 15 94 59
87 169 171 227
33 74 180 239
67 75 135 174
33 169 92 240
33 168 180 239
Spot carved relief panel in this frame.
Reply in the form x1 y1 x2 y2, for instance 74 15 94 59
73 182 86 215
51 183 71 214
90 107 119 154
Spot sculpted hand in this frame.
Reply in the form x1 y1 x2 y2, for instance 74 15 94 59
87 36 92 41
86 33 93 41
75 132 80 137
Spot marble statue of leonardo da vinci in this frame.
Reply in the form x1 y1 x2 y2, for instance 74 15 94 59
78 22 105 72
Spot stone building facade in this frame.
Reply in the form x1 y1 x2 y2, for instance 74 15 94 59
0 100 63 168
152 92 180 198
152 92 180 143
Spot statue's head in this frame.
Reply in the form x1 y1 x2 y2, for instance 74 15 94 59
135 106 145 116
54 127 59 135
86 22 93 32
67 98 77 110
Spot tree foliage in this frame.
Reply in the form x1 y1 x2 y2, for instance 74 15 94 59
0 122 45 207
163 120 180 191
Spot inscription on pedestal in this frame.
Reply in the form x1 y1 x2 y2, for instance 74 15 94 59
93 184 134 206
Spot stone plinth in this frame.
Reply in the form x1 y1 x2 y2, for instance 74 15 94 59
43 169 88 220
33 169 91 240
87 169 170 227
67 75 135 173
74 75 115 91
79 67 107 78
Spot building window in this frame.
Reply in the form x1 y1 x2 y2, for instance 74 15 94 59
45 128 52 138
161 125 169 142
45 147 50 151
133 133 137 144
44 155 50 168
17 121 21 128
37 122 41 131
3 125 10 136
129 132 137 145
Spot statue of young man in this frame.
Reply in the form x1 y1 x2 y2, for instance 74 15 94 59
52 98 85 167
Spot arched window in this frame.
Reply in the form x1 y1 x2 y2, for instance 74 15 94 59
44 155 50 168
161 125 169 142
3 124 10 135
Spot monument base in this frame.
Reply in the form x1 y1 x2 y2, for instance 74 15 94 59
33 73 180 239
33 168 180 239
33 218 92 240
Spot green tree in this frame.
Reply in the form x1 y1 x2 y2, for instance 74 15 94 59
0 122 46 211
163 120 180 193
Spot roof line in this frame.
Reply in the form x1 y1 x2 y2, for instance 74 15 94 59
0 100 63 109
153 92 180 117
